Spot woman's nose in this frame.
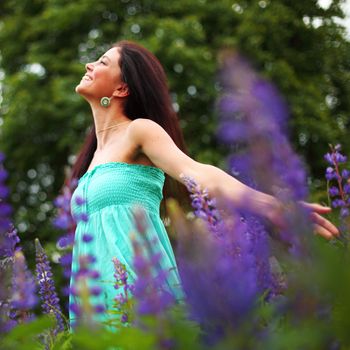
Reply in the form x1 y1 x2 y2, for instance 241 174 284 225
85 62 94 72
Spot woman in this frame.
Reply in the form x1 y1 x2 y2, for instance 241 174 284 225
69 40 338 326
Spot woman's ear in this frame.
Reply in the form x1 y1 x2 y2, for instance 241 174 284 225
113 83 129 98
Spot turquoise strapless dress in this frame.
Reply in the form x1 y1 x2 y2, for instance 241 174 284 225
69 162 183 326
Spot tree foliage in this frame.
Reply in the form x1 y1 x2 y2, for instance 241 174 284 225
0 0 349 240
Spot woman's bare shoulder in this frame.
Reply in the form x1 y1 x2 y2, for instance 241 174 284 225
127 118 166 142
129 118 161 130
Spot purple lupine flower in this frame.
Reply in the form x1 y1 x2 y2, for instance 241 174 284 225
182 173 275 294
172 201 260 344
53 184 78 282
59 252 73 281
77 213 89 223
90 286 102 296
326 167 338 181
69 248 106 325
344 184 350 195
121 313 128 323
332 199 346 208
57 234 75 249
113 257 129 287
11 250 37 323
181 173 281 290
324 148 347 165
0 154 10 204
132 239 175 316
0 168 7 182
0 153 13 245
53 182 84 306
324 153 334 165
243 214 274 294
53 213 71 230
341 169 350 179
0 154 21 333
340 207 349 218
82 233 93 243
0 225 20 259
112 257 134 325
69 259 105 323
217 54 308 202
180 174 220 232
216 53 314 259
0 316 17 333
324 144 350 229
329 187 340 197
131 209 175 318
68 200 104 327
35 238 64 333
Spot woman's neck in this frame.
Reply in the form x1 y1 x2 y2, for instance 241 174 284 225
89 100 131 150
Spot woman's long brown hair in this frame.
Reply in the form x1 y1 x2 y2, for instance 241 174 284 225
67 40 189 215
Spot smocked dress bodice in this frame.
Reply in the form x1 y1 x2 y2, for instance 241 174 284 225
71 162 165 215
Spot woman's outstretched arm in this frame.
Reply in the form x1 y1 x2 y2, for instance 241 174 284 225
127 119 339 239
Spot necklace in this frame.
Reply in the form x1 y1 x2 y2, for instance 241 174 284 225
96 121 130 134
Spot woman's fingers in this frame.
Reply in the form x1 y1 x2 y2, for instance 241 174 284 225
299 201 340 238
300 201 332 214
312 223 334 240
310 212 340 237
269 200 339 240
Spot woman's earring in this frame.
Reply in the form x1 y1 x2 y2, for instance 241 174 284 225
100 96 111 107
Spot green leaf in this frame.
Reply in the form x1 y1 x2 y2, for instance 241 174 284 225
3 316 54 350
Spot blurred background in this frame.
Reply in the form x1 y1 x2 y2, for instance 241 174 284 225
0 0 349 266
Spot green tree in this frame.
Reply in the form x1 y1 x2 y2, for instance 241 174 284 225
0 0 349 243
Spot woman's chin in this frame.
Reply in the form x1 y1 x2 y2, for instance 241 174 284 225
75 83 87 95
75 85 94 104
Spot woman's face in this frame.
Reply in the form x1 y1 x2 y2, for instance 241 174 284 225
76 47 123 100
